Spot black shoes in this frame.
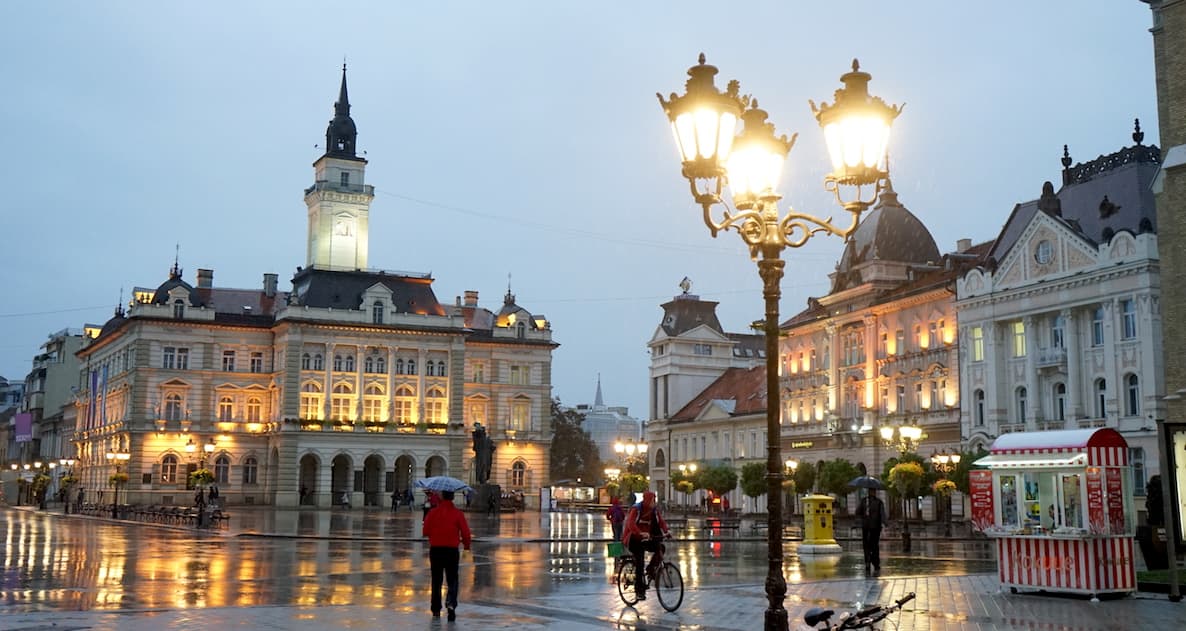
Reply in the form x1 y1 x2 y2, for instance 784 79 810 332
432 610 441 618
447 607 456 621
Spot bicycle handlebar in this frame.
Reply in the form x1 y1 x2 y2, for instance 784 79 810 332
835 592 916 630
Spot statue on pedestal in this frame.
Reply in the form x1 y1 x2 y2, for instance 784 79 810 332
472 422 496 484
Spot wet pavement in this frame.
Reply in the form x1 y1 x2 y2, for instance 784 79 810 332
1 505 1181 629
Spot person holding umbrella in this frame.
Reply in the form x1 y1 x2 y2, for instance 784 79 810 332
852 476 888 575
422 488 471 621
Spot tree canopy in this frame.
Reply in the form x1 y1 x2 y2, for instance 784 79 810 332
740 461 768 498
694 463 738 497
547 398 602 484
818 459 862 497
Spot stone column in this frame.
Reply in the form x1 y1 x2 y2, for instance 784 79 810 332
1063 309 1082 421
386 347 396 422
323 343 334 421
1024 317 1038 428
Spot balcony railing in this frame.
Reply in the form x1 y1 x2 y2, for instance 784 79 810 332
1036 348 1067 369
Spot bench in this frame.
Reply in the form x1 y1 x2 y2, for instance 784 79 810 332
701 518 741 531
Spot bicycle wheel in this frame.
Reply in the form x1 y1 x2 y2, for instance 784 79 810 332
654 562 684 612
617 558 639 606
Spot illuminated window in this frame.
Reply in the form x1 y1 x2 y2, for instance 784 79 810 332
246 397 262 422
300 382 323 420
218 396 234 421
425 387 446 424
331 384 353 421
511 460 526 487
161 454 178 483
363 384 384 423
467 398 488 425
394 385 415 424
510 365 528 385
510 395 530 431
1011 321 1026 357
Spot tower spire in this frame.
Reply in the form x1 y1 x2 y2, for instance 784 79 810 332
325 63 358 158
594 374 606 410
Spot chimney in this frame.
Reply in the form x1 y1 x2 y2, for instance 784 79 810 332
956 238 972 253
196 268 214 288
464 290 479 307
263 273 278 298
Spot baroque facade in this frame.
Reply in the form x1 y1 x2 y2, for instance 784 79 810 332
955 127 1163 501
71 67 556 509
778 184 972 481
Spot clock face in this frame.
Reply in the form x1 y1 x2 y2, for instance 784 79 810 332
1034 240 1053 265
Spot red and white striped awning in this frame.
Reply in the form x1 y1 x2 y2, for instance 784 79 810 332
977 428 1128 468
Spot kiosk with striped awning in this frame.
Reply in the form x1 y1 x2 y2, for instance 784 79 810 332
972 428 1135 600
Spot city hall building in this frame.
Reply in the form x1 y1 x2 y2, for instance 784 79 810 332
71 68 556 509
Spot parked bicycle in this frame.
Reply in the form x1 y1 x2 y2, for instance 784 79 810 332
615 541 684 612
803 592 915 630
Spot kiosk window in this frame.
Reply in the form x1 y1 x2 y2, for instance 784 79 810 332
1061 474 1083 529
1000 475 1019 527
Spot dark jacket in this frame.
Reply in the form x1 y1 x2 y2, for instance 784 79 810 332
857 495 887 529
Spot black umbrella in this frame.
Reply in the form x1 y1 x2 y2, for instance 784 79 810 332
849 475 885 490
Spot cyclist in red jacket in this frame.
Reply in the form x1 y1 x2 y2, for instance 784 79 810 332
422 489 472 621
621 490 669 601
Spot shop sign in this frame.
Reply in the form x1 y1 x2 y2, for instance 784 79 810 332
969 469 994 530
790 441 814 449
1086 466 1105 533
1105 467 1125 535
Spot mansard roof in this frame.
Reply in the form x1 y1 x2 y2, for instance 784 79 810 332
289 266 445 315
657 293 725 337
670 365 766 422
831 183 941 293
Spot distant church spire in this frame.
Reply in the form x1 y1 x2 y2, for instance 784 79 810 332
594 374 605 411
325 63 358 158
169 244 182 280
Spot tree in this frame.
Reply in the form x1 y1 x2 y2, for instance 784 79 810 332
818 459 861 497
695 464 738 498
950 447 987 494
791 460 817 495
548 398 602 483
740 461 768 499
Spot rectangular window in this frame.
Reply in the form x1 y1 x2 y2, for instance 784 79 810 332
1121 299 1137 339
930 380 940 409
1012 321 1026 357
393 398 413 424
915 383 924 409
468 401 488 425
971 326 984 362
340 171 350 187
879 332 888 357
511 399 530 431
509 365 528 385
928 322 938 348
896 385 906 414
1051 316 1065 349
163 347 176 369
250 352 264 373
177 348 189 370
913 325 922 349
362 398 383 423
895 330 905 355
473 362 486 383
693 343 713 356
222 350 236 372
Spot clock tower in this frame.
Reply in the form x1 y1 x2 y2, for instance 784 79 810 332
305 64 373 270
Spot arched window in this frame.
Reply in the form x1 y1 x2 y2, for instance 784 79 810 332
1126 374 1140 417
246 396 262 422
655 449 666 468
344 355 355 372
1131 447 1146 496
173 299 185 319
313 354 324 370
214 455 230 484
1054 383 1066 421
511 460 526 487
516 321 526 339
407 359 417 375
395 359 405 375
242 456 258 485
364 356 374 373
372 300 384 324
301 353 311 370
1096 379 1107 418
426 361 435 377
437 360 447 377
161 454 179 483
218 396 234 421
1016 387 1027 423
331 383 353 422
165 393 183 421
394 385 415 424
300 382 323 420
974 389 985 427
333 355 344 371
425 387 446 424
363 384 384 423
376 357 386 374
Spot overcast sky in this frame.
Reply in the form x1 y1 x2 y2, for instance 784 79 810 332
0 2 1160 419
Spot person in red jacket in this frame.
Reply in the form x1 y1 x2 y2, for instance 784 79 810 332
621 490 669 601
422 489 472 621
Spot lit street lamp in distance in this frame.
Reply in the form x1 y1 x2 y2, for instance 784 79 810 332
784 459 799 516
880 423 924 551
658 53 901 631
675 462 698 514
930 450 961 537
105 450 130 518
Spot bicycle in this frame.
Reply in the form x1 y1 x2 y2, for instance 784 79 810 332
615 540 684 612
803 592 916 630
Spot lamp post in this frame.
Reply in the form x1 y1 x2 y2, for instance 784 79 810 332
105 450 130 518
677 462 698 514
881 423 924 551
659 55 901 631
59 458 76 514
929 451 960 537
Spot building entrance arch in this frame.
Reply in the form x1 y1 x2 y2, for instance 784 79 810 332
363 454 385 506
298 454 319 506
331 454 353 507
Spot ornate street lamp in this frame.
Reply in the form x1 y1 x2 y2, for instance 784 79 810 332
659 55 900 631
930 451 961 537
106 450 130 518
881 423 925 551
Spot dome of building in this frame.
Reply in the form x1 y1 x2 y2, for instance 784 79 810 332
150 263 201 306
831 182 940 292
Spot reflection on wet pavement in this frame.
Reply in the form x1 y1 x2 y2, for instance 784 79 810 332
1 508 996 614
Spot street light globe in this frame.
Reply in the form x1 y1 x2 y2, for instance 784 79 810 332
204 441 216 454
185 439 197 454
726 101 794 207
880 426 895 442
637 442 648 454
810 59 902 187
900 425 923 443
656 54 747 182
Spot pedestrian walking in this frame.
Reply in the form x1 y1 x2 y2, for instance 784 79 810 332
487 492 498 516
422 489 471 621
75 487 84 513
195 487 207 510
391 489 400 513
856 491 887 575
605 496 626 541
404 488 415 511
